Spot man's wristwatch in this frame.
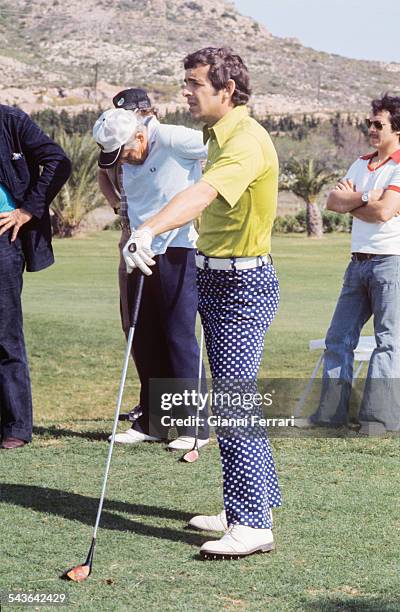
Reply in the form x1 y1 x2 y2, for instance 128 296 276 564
361 191 369 206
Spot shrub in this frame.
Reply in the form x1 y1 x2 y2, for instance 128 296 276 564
162 108 202 129
273 210 352 234
103 217 121 231
184 1 202 10
273 214 304 234
156 67 175 77
51 130 103 237
221 11 237 20
32 108 102 137
322 210 352 233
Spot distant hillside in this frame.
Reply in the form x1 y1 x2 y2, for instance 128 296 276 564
0 0 399 114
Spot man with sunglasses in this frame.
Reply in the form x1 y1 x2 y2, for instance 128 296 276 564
299 93 400 433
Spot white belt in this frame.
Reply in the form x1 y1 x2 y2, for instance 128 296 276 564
195 253 270 270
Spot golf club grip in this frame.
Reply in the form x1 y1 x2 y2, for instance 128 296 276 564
131 274 145 327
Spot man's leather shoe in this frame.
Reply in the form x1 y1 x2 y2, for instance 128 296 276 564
359 421 386 436
0 437 27 450
200 524 275 559
108 428 161 444
189 508 273 532
168 436 209 451
189 510 228 532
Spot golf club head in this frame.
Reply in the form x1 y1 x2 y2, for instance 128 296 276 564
63 564 91 582
62 538 95 582
180 448 199 463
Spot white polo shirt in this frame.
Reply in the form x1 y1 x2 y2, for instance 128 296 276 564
345 149 400 254
122 117 207 255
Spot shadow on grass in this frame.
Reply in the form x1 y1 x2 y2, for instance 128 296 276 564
306 596 400 611
33 425 110 441
0 483 204 547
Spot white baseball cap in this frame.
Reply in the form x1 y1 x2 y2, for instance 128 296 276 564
93 108 138 168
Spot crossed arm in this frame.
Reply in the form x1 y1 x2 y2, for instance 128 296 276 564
326 179 400 223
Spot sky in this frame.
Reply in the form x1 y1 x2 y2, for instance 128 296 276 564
234 0 400 63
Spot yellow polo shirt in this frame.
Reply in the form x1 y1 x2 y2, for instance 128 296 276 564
198 105 278 257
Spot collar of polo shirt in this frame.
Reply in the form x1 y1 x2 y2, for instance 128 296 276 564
203 105 249 148
360 148 400 164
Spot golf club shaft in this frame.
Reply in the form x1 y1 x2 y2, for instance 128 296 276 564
193 325 204 446
92 274 144 540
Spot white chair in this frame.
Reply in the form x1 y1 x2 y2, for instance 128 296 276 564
294 336 376 417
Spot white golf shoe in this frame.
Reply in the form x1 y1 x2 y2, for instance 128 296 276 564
189 510 228 532
189 508 273 532
200 524 275 559
167 436 209 451
108 428 161 444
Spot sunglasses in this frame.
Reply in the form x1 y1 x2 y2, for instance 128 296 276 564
365 118 389 130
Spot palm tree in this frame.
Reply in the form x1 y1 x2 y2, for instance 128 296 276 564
280 159 338 238
51 130 103 237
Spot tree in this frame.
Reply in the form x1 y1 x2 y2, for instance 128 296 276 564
280 158 338 238
51 130 103 237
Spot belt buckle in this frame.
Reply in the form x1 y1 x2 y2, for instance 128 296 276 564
197 253 209 270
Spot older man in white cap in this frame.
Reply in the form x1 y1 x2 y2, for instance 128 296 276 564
93 107 209 449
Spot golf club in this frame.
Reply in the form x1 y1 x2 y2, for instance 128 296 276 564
63 274 145 582
181 324 204 463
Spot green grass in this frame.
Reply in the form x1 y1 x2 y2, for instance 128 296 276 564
1 232 399 612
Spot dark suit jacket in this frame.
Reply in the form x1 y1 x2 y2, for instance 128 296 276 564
0 105 72 272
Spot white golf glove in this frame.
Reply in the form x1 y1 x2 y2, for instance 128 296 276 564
123 227 155 276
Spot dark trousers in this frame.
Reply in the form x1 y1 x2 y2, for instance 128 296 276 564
0 232 32 442
126 247 209 439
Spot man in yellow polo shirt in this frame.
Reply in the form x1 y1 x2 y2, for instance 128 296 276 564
123 47 282 559
197 105 277 258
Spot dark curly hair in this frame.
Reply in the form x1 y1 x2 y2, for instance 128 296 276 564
183 47 251 106
371 93 400 134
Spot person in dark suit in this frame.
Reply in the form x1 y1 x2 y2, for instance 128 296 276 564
0 104 71 450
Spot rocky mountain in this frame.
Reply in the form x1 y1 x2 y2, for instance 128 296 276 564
0 0 399 115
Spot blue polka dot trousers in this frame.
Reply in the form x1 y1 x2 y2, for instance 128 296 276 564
197 261 282 529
